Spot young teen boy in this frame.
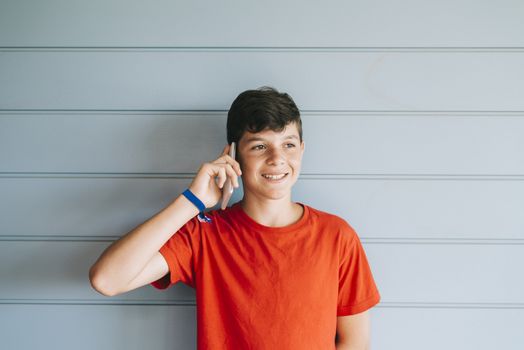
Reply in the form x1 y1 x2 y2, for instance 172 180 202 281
89 86 381 349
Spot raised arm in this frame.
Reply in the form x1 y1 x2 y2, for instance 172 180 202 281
88 144 241 296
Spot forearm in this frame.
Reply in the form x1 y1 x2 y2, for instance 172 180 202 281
89 194 198 295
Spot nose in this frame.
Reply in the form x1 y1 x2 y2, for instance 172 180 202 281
266 147 285 166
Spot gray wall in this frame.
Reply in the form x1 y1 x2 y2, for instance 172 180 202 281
1 1 523 349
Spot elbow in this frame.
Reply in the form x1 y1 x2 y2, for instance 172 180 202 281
89 265 119 297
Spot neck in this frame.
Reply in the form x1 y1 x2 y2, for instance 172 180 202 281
239 193 303 227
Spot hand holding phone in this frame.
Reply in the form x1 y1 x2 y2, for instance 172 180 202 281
220 142 236 210
188 142 241 210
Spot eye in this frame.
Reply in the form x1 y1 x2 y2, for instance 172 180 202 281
251 143 295 151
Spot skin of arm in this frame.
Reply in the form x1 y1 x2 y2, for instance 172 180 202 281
88 194 199 296
335 310 371 350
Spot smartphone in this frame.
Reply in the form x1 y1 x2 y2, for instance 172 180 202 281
220 142 236 210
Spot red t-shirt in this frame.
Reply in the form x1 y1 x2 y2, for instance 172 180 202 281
151 201 380 349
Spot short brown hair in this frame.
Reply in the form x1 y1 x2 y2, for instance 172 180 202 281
227 86 303 145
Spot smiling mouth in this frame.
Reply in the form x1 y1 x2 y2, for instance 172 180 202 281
261 173 289 180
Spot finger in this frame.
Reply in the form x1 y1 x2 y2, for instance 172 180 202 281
223 155 242 176
211 157 241 176
211 158 224 165
211 151 231 165
215 163 238 188
223 163 239 188
217 167 227 188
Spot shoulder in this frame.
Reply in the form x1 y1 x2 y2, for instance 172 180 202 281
303 203 358 242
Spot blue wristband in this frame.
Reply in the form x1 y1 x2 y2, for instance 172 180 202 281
182 189 212 223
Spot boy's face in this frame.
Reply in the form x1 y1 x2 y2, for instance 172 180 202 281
236 122 305 201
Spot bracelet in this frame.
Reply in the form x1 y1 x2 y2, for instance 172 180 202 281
181 189 212 223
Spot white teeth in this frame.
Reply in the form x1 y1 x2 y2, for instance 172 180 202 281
262 173 287 180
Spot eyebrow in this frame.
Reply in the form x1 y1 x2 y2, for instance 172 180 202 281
244 135 300 143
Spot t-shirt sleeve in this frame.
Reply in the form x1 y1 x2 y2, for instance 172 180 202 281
150 215 202 290
337 223 381 316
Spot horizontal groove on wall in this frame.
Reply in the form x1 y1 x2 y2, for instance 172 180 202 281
0 299 195 306
2 46 524 53
1 299 523 309
379 302 524 309
1 235 523 245
2 110 524 115
0 173 523 181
